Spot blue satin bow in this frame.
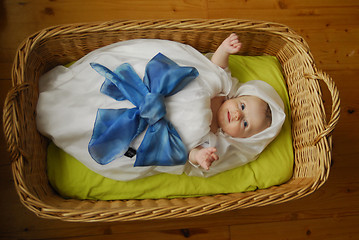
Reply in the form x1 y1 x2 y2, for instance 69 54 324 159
88 53 199 166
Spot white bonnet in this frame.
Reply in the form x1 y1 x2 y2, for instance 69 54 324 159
219 80 286 158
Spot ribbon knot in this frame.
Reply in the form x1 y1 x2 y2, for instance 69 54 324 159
140 93 166 125
88 53 199 166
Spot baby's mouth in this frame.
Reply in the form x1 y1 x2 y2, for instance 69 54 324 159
228 111 231 123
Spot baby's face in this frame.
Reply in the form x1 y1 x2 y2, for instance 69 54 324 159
217 95 270 138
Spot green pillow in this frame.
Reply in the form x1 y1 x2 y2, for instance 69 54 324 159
47 55 293 200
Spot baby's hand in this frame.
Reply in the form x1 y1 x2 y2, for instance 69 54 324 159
220 33 242 55
194 147 219 170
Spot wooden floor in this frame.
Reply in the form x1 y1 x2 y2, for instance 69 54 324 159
1 0 358 239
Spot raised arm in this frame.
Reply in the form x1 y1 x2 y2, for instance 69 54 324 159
211 33 242 69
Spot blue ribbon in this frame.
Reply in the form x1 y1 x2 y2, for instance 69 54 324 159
88 53 199 166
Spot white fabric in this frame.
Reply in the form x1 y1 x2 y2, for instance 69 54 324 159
36 39 285 181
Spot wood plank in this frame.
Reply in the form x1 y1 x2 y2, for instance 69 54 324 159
304 29 359 71
0 63 12 80
3 0 208 27
0 0 208 79
1 226 230 240
208 0 359 9
319 70 359 156
67 227 230 240
230 215 359 240
208 0 359 30
0 80 12 163
1 176 357 239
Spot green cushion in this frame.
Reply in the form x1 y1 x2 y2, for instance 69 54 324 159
47 55 293 200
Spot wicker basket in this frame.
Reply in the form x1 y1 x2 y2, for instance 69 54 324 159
3 19 340 222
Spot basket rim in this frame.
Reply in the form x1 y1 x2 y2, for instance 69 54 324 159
14 18 309 58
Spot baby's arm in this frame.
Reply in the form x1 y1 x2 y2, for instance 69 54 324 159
211 33 242 69
189 146 219 170
189 34 240 171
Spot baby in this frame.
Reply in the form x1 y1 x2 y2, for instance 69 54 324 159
36 33 285 181
189 33 272 170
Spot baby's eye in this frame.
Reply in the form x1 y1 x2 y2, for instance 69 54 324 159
243 120 248 128
241 103 245 110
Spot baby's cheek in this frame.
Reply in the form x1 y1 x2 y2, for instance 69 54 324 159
231 124 243 138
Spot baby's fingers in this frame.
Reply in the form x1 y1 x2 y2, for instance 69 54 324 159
211 152 219 161
206 150 219 170
207 148 219 162
229 33 238 40
206 147 217 153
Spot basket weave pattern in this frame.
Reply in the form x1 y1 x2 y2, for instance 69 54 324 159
3 19 340 222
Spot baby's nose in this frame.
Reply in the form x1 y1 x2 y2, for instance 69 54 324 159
233 110 242 121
